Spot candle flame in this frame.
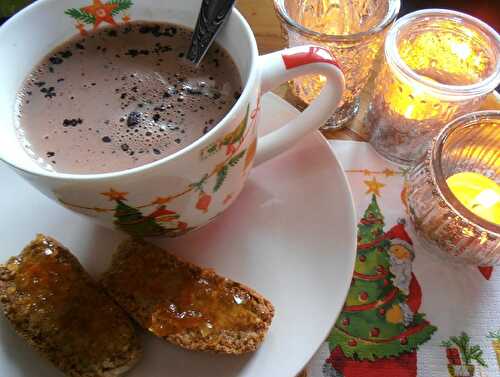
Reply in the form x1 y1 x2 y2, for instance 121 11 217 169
447 172 500 226
404 104 415 118
450 41 472 60
474 189 500 209
382 20 492 120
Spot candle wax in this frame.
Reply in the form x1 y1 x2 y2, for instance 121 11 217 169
446 172 500 225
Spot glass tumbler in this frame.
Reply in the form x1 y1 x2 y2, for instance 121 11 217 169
367 9 500 165
274 0 400 130
404 111 500 266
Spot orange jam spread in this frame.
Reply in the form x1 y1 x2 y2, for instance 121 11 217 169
108 246 262 337
8 236 133 360
149 273 260 337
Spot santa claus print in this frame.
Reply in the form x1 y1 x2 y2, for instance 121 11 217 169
387 227 414 295
324 195 436 377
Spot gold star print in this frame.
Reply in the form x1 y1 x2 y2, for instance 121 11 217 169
364 177 385 197
101 188 128 201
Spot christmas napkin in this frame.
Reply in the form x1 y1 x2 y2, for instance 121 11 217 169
305 140 500 377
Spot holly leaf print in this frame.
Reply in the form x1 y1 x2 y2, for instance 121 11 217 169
214 165 229 192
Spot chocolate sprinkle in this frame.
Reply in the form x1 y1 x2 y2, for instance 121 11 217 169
126 111 141 127
49 56 63 65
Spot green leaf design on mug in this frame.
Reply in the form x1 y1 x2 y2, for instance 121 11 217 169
213 149 247 192
214 165 229 192
228 150 245 166
109 0 133 15
65 8 97 24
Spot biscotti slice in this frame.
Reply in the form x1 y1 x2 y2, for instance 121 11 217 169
0 235 142 377
101 238 275 354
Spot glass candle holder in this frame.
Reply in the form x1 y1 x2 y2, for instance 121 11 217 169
404 111 500 266
274 0 400 130
367 9 500 165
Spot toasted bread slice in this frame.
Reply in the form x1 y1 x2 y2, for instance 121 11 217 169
0 235 142 377
101 238 274 354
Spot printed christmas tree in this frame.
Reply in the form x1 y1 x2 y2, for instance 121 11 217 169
328 195 436 360
101 189 189 237
113 200 168 237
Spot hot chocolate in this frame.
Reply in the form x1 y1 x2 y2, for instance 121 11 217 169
15 21 242 174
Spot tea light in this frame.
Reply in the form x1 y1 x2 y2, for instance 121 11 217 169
367 9 500 165
447 172 500 225
404 111 500 265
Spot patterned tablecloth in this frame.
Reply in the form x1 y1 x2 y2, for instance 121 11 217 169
305 140 499 377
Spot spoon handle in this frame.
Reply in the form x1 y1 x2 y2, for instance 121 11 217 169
187 0 236 65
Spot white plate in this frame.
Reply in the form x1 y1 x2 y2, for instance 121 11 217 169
0 93 356 377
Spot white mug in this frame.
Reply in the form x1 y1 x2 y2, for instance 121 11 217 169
0 0 344 237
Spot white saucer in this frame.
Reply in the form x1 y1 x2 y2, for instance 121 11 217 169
0 93 356 377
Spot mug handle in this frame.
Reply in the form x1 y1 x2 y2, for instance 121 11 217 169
254 45 345 166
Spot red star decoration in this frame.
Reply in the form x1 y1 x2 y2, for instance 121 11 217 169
101 188 128 201
82 0 118 29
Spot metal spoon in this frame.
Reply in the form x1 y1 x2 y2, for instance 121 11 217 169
186 0 237 65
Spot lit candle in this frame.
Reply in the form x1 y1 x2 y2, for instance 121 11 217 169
447 172 500 225
367 10 500 165
383 24 486 121
404 111 500 265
